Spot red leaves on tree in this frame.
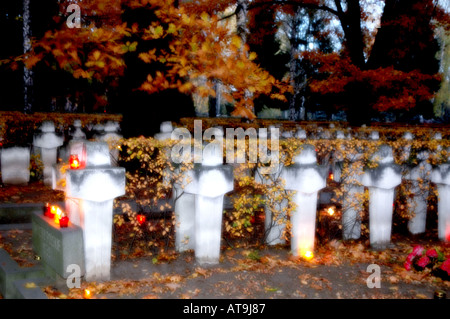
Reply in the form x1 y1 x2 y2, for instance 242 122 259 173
303 50 440 112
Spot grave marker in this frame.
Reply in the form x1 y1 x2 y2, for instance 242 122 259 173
362 145 402 249
280 144 327 257
32 212 84 279
33 121 64 185
1 147 30 185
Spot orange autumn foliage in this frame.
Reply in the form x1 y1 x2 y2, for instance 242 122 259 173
5 0 449 117
11 0 291 119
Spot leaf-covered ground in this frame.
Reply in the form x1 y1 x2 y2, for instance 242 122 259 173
0 181 65 204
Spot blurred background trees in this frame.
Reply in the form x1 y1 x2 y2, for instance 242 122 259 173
0 0 449 133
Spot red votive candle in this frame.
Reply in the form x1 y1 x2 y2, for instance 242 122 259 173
59 215 69 228
45 205 57 219
44 203 51 217
137 214 146 226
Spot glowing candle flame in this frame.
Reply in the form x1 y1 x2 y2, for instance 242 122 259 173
54 207 63 225
45 205 57 219
303 251 314 261
137 214 146 225
69 154 81 169
83 289 92 299
327 207 335 216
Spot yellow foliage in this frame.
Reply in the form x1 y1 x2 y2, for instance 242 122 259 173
104 120 450 252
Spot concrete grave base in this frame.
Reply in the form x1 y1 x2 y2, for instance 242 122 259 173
32 212 85 279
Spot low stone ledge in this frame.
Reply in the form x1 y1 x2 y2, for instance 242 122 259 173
0 248 46 299
12 278 49 299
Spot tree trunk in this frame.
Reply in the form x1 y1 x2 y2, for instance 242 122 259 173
288 9 299 121
366 0 399 70
236 0 254 118
339 0 366 69
236 0 250 44
23 0 33 113
214 80 222 117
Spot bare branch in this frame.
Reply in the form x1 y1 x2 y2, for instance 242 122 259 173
220 0 341 21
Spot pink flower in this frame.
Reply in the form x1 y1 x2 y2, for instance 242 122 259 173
416 256 430 268
412 245 424 256
406 253 416 263
426 249 438 258
404 260 412 271
441 259 450 276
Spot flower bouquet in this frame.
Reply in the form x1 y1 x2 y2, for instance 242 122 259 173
404 245 450 281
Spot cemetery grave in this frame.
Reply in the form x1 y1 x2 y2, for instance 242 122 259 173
0 118 449 299
1 0 450 305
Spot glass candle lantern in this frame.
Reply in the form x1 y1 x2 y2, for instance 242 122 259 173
59 213 69 228
69 154 81 169
137 214 146 226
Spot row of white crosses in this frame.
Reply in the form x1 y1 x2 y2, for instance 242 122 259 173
46 121 449 280
1 119 448 279
290 129 449 249
0 121 64 186
0 119 125 282
155 122 450 265
332 130 450 246
157 122 327 261
0 119 122 186
159 123 327 260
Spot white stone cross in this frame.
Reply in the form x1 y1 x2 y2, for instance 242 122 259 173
431 147 450 242
33 121 64 185
280 144 327 257
362 145 402 250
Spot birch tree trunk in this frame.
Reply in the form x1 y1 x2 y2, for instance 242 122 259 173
288 8 300 121
23 0 33 113
433 28 450 117
214 80 222 117
288 7 307 121
236 0 249 45
236 0 254 116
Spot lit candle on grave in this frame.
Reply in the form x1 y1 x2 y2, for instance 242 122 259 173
327 207 335 216
83 289 92 299
59 212 69 228
54 207 63 225
45 205 57 219
69 154 81 169
303 250 314 261
137 214 146 226
44 203 51 217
